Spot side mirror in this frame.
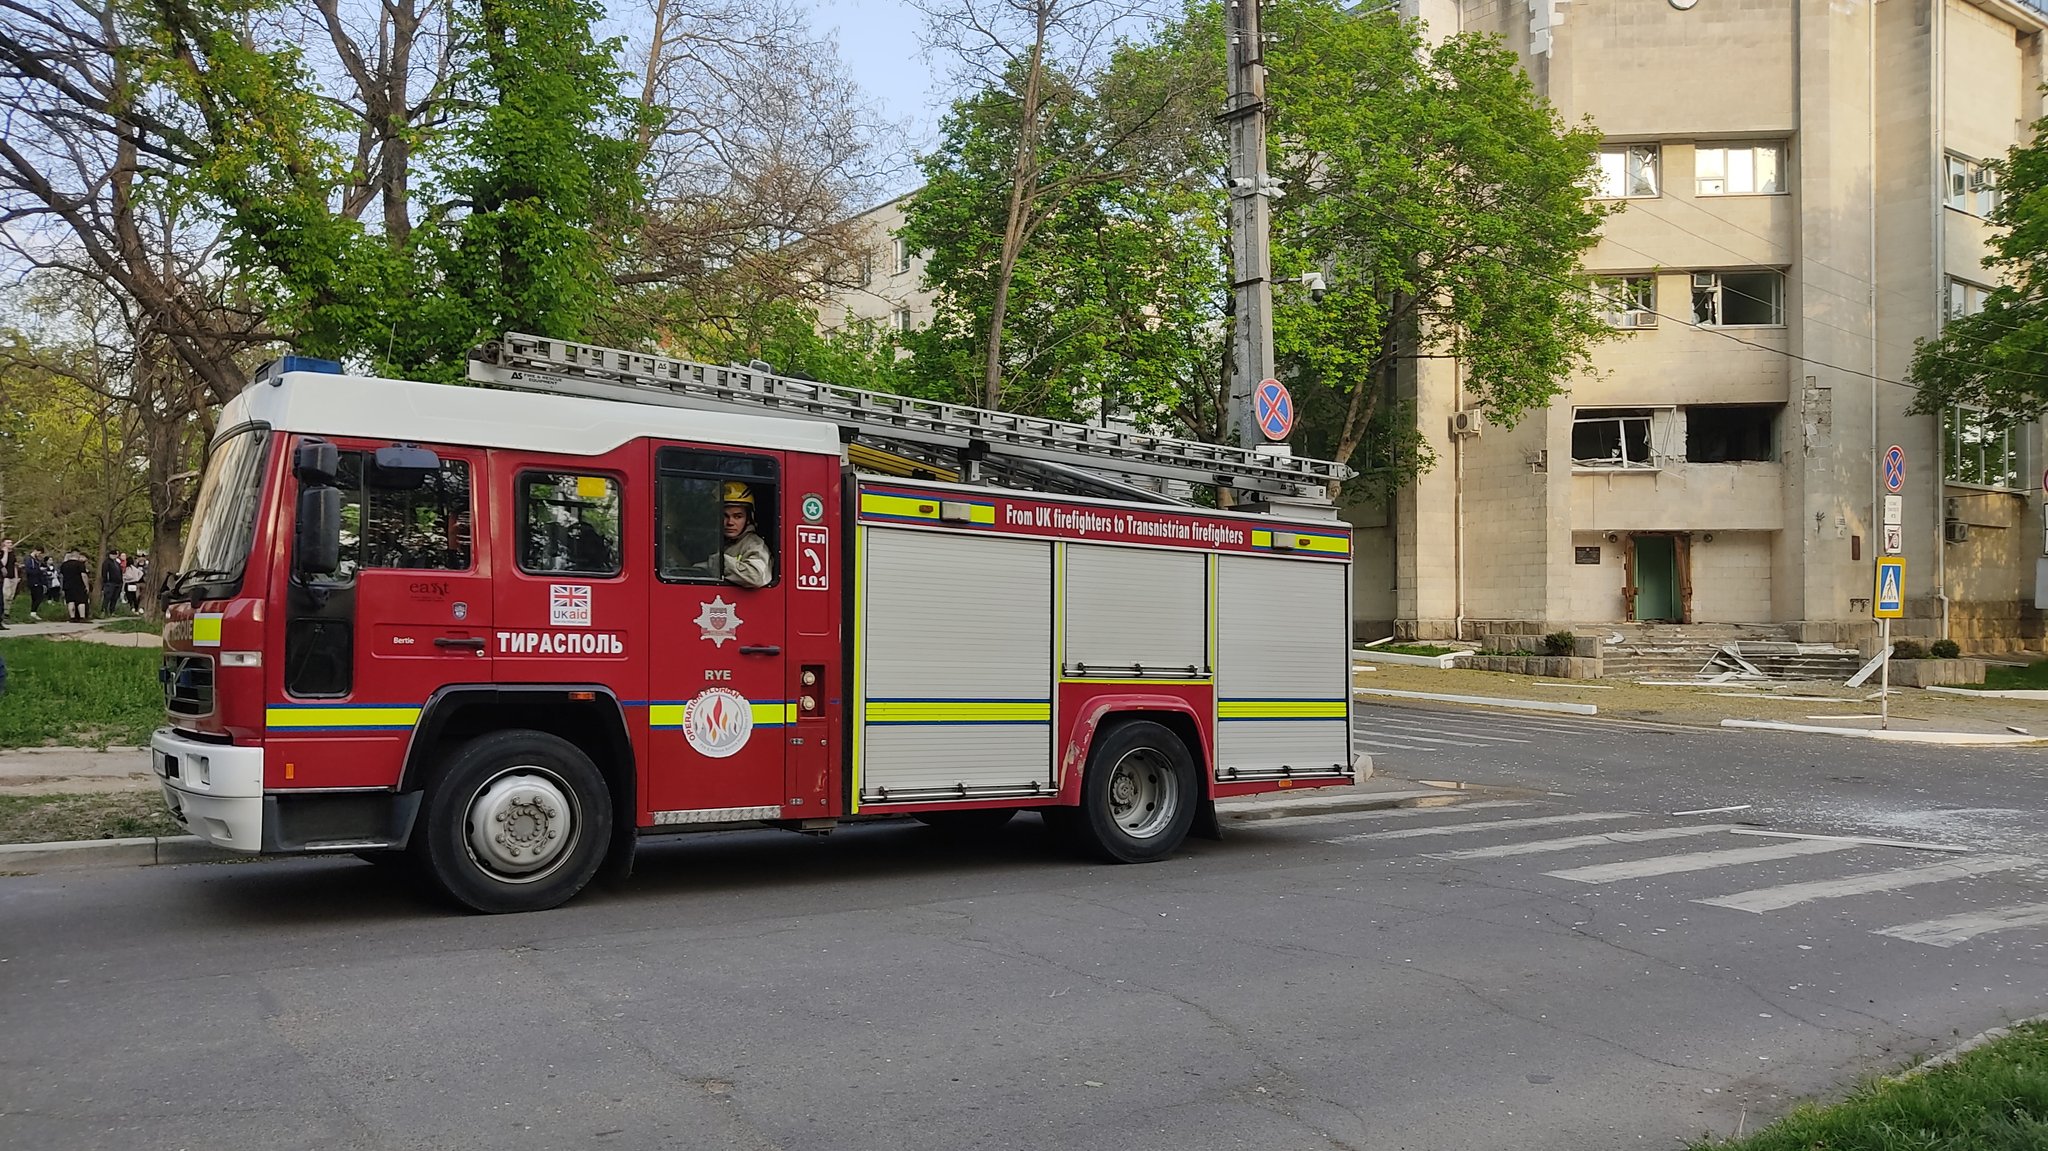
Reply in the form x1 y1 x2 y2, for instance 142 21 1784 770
369 443 440 490
295 486 342 577
294 438 339 486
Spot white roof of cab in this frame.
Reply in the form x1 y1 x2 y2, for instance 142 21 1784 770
218 369 845 458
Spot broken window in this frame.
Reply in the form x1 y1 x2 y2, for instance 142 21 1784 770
1694 143 1785 195
1594 145 1660 199
1572 408 1656 469
1685 405 1778 463
1596 275 1658 328
1692 271 1784 326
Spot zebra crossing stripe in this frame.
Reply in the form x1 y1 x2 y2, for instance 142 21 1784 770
1547 838 1856 883
1875 902 2048 947
1428 824 1735 860
1275 801 1532 828
1349 728 1500 748
1325 811 1636 844
1362 724 1534 745
1698 855 2040 913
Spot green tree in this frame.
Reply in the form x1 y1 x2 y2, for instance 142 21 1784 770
1907 118 2048 426
1259 4 1613 494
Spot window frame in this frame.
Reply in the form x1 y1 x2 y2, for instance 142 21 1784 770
1691 270 1786 328
515 469 625 579
1572 407 1661 471
1945 153 1999 217
893 237 912 275
1693 142 1787 197
1593 144 1661 200
1946 277 1991 320
1943 405 2026 492
654 447 780 587
1596 275 1658 329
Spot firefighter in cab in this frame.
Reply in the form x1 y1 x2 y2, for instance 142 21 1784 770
701 481 772 589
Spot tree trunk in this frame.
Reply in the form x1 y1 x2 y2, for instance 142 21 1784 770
982 20 1050 410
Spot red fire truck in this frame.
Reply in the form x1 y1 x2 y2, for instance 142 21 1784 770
151 334 1358 912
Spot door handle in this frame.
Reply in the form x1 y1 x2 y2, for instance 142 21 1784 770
738 645 781 656
434 637 486 650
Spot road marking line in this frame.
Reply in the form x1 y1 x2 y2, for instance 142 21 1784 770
1326 811 1637 844
1427 824 1736 860
1875 902 2048 947
1359 724 1535 745
1265 801 1534 828
1699 855 2040 913
1727 829 1972 854
1349 727 1496 748
1547 839 1857 883
1349 739 1439 751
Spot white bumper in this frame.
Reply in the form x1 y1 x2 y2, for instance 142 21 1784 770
151 728 265 853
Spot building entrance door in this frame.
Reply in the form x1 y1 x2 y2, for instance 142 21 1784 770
1630 534 1681 622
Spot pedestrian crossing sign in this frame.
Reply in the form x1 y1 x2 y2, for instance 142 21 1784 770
1873 557 1905 619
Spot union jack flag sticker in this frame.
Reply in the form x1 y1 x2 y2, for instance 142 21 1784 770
550 583 593 627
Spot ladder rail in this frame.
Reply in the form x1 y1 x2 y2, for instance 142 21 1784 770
470 333 1353 496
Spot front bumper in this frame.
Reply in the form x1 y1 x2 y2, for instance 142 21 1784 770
151 728 264 853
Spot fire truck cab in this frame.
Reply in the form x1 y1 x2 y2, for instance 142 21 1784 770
152 338 1358 913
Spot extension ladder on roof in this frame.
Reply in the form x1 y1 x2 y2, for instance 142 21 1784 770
468 332 1349 502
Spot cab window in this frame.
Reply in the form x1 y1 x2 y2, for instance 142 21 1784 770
332 452 474 578
519 472 622 576
657 449 776 584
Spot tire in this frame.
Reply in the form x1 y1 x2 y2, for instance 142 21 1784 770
915 808 1019 837
1073 719 1199 863
411 730 613 914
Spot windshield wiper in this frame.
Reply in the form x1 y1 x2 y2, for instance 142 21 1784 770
167 567 237 597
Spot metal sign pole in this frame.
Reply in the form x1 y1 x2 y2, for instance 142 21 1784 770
1879 617 1890 729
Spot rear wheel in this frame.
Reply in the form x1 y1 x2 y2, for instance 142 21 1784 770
1073 720 1199 863
411 730 612 914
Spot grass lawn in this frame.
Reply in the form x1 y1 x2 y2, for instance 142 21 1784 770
96 616 161 634
1691 1021 2048 1149
1968 661 2048 691
1368 643 1460 657
0 637 162 748
0 791 183 843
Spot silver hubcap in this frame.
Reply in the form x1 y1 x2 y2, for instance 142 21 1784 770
1106 749 1178 839
464 767 579 883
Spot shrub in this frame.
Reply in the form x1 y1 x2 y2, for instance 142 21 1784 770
1892 639 1927 660
1929 638 1961 660
1542 630 1575 657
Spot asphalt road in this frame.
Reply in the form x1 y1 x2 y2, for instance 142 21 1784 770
3 707 2046 1151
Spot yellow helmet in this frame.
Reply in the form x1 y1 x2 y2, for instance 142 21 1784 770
721 481 755 508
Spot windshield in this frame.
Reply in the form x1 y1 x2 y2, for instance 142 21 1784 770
178 426 274 591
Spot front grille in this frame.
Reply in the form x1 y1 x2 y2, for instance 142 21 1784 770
162 653 215 717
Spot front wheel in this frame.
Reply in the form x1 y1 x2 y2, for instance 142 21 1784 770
412 730 613 914
1074 720 1199 863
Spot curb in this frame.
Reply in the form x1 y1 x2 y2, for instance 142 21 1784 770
1901 1014 2048 1079
1217 786 1470 822
1926 685 2048 701
1354 686 1598 716
1720 718 2044 745
0 835 238 871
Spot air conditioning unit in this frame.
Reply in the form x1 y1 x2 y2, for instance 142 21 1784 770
1945 519 1971 544
1450 410 1485 438
1614 310 1658 330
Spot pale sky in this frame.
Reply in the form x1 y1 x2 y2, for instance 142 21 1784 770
803 0 947 148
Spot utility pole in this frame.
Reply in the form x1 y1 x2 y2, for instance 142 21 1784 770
1222 0 1274 448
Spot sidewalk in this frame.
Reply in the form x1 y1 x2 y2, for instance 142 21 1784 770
0 746 153 795
1354 662 2048 745
1 618 160 646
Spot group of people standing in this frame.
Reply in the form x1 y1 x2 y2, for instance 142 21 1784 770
0 539 149 625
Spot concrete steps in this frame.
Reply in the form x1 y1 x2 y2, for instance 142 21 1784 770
1587 623 1861 682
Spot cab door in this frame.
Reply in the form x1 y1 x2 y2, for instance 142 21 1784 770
645 445 787 818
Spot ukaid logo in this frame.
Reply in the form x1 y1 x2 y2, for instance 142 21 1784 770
550 583 592 627
497 631 625 656
683 688 753 758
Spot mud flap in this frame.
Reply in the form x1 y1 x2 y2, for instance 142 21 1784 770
1190 797 1222 841
600 821 636 886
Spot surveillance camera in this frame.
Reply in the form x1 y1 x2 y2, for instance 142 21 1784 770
1301 271 1327 302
